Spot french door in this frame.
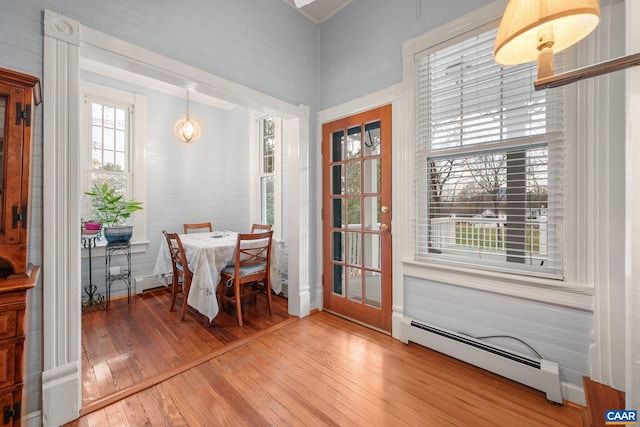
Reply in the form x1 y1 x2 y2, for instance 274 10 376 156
322 105 392 332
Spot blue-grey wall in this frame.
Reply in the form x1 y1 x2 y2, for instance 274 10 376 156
0 0 617 418
2 0 318 416
319 0 493 109
317 0 594 393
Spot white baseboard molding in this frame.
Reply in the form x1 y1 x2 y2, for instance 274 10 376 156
562 382 586 406
24 410 42 427
42 362 81 427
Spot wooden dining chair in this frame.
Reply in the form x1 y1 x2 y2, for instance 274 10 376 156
183 222 213 234
162 230 193 320
218 231 273 326
250 223 272 233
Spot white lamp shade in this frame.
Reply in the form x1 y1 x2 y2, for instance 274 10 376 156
494 0 600 65
174 118 201 143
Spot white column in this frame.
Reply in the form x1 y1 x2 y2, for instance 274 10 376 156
285 108 311 317
42 10 82 426
626 0 640 412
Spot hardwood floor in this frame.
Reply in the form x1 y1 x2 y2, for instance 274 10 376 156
81 287 291 407
73 307 586 426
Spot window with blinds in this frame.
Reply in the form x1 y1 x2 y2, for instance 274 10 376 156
415 28 564 277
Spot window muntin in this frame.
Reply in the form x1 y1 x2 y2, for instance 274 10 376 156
416 28 564 277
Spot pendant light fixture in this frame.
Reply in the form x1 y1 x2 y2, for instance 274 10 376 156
174 89 201 143
493 0 640 90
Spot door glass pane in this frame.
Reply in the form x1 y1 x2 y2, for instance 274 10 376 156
332 264 344 296
332 130 344 162
332 231 344 262
332 165 343 195
346 126 361 159
364 121 381 156
332 199 344 229
364 270 382 308
346 232 361 267
363 158 380 194
346 162 361 194
363 196 381 229
346 197 361 228
347 267 362 302
363 233 381 270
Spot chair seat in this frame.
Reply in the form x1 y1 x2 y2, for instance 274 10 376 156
222 262 267 277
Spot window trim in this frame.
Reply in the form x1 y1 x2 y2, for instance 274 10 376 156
415 26 564 278
399 0 594 309
80 80 148 256
252 113 283 241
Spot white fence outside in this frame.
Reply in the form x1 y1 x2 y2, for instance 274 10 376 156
430 215 548 265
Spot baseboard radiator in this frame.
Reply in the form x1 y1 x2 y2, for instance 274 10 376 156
134 273 169 294
400 317 563 404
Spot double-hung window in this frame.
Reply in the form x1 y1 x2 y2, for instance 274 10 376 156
89 101 130 205
258 116 277 227
415 28 564 277
81 81 147 247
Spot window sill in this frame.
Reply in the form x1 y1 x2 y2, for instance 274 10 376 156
81 240 149 258
401 258 594 311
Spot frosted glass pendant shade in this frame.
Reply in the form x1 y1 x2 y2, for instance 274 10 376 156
175 118 201 143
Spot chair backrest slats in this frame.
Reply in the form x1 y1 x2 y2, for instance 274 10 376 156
184 222 213 234
233 231 273 273
162 230 192 280
250 223 272 233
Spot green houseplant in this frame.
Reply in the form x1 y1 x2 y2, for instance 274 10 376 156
84 183 143 242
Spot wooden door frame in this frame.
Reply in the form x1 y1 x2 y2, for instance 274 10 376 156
319 95 403 334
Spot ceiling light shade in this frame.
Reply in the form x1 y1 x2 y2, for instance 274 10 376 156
175 89 201 143
174 118 201 143
494 0 600 66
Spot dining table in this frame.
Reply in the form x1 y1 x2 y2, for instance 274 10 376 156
153 231 282 322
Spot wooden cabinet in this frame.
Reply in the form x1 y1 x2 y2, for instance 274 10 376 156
0 68 40 426
0 277 38 427
0 68 40 279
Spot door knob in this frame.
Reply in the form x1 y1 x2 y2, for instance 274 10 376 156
380 224 389 232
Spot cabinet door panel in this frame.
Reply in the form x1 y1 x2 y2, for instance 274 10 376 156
0 82 24 246
0 311 17 340
0 341 16 388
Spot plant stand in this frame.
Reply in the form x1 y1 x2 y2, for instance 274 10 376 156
82 234 105 310
105 240 131 308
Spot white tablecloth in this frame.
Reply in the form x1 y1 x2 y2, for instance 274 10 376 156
153 231 282 322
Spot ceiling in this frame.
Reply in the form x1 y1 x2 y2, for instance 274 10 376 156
283 0 352 23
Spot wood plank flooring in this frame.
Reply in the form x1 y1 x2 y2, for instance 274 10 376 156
72 308 587 426
81 287 291 407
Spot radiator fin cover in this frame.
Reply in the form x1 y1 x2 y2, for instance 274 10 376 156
401 316 563 404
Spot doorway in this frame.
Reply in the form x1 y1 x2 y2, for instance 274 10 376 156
322 105 392 332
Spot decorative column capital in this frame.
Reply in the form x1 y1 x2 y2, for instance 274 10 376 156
44 10 80 46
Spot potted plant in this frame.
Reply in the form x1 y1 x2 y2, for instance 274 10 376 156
81 219 102 236
84 183 143 243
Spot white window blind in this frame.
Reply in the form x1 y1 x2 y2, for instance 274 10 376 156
415 28 564 277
